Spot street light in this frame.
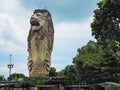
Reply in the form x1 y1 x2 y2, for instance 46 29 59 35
7 54 14 77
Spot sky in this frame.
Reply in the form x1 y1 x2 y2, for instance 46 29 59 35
0 0 100 78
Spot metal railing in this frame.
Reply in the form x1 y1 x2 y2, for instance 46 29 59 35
36 85 63 90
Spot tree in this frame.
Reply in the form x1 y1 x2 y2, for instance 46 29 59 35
73 41 120 84
73 41 105 84
90 0 120 83
8 73 25 81
49 67 57 76
91 0 120 53
0 75 6 81
63 65 77 84
100 50 120 82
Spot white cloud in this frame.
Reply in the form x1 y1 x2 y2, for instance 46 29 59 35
51 56 72 71
54 18 92 40
0 13 27 53
53 17 95 53
0 0 20 13
12 63 29 76
0 39 24 53
0 66 8 74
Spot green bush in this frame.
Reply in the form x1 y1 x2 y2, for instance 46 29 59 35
105 84 120 90
35 77 45 85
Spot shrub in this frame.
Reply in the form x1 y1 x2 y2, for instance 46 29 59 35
105 84 120 90
35 77 45 85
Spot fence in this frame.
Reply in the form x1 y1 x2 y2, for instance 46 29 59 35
65 85 92 90
0 81 35 90
36 85 63 90
0 81 108 90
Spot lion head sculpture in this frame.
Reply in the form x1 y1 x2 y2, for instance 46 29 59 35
27 9 54 77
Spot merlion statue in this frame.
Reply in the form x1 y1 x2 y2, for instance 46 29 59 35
27 9 54 77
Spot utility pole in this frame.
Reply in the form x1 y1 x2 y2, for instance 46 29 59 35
7 54 14 78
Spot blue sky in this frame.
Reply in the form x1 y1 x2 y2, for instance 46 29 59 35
0 0 100 78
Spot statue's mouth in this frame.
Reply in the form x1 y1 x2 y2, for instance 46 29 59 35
30 20 40 26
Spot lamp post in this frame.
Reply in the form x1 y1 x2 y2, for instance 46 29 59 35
7 54 14 77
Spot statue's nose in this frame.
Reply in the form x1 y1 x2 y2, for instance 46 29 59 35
31 14 37 19
30 17 37 23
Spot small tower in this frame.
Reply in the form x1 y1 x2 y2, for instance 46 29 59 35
7 54 14 77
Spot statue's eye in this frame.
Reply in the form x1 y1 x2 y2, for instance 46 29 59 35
36 13 42 16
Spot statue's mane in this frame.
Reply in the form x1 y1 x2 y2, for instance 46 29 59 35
28 9 54 51
34 9 51 17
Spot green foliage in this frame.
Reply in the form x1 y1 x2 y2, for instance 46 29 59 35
89 0 120 83
73 41 120 84
91 0 120 52
49 67 57 76
73 41 105 84
62 65 77 85
35 77 45 85
0 75 6 81
105 84 120 90
8 73 25 81
56 69 64 76
116 51 120 57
